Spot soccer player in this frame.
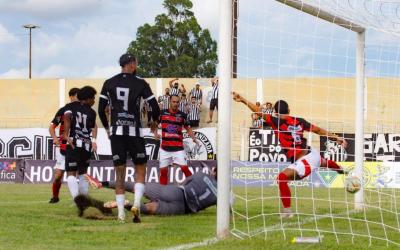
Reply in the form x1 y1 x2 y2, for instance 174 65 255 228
158 88 170 110
168 78 186 96
49 87 80 203
232 92 348 218
189 82 203 105
98 53 160 223
187 96 201 128
155 95 198 185
63 86 98 202
207 77 218 123
85 167 219 215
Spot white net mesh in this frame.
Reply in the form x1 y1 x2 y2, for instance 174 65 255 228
230 0 400 246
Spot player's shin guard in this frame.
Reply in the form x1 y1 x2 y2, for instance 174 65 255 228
277 172 291 208
67 176 79 199
78 175 89 195
133 183 145 208
180 165 192 177
159 167 168 185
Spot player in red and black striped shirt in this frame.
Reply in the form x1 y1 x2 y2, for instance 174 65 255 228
154 95 198 185
233 92 348 218
48 87 79 203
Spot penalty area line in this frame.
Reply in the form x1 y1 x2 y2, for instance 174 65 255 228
163 237 218 250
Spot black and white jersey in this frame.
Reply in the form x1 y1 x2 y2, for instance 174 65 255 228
190 88 202 101
262 107 274 115
64 102 96 152
188 103 201 121
179 98 188 113
252 118 264 128
211 82 218 100
100 73 155 137
159 95 170 110
170 87 180 96
183 172 217 213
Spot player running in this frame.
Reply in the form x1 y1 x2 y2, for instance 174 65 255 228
232 92 348 218
63 86 98 202
154 95 198 185
48 87 79 203
98 53 160 223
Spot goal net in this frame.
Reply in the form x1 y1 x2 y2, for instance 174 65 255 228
225 0 400 246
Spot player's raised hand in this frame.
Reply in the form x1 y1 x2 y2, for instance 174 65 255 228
232 92 243 102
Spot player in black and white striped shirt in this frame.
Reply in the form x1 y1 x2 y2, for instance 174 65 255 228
169 78 186 96
98 53 160 223
189 83 203 104
179 93 189 113
188 97 201 127
207 77 218 123
158 88 170 110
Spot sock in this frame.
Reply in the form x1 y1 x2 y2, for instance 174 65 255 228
134 183 145 208
78 175 89 195
101 181 110 187
326 160 343 172
180 165 192 177
159 168 168 185
116 194 125 219
277 172 291 208
67 176 79 199
52 181 62 198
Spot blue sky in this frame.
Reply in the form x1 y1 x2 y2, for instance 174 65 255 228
0 0 399 79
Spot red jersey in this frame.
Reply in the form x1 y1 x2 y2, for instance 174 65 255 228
160 109 190 152
264 114 313 162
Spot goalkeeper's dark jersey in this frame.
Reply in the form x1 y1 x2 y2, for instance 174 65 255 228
183 172 217 213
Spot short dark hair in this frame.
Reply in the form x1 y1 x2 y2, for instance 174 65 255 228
170 94 180 100
274 100 289 114
119 53 136 67
68 87 80 97
78 86 97 101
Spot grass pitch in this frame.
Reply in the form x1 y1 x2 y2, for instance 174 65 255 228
0 184 399 249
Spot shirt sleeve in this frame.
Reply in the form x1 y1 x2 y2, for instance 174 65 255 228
99 81 109 101
300 118 312 131
141 81 155 101
50 107 64 126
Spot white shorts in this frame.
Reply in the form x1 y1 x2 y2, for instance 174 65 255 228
54 148 66 171
287 148 321 179
159 149 187 168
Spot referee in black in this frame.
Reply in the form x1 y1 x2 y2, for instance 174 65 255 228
98 53 160 223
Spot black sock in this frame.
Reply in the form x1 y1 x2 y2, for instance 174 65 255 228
101 181 109 187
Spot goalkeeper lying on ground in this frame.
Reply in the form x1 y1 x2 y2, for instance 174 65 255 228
84 167 220 215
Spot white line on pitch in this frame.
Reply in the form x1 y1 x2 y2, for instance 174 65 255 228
163 237 218 250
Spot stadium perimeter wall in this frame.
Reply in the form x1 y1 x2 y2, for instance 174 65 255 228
1 78 399 160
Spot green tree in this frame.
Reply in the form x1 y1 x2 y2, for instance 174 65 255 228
127 0 217 77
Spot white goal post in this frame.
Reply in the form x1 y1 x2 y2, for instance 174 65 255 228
216 0 366 238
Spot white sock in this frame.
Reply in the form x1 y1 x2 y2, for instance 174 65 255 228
133 183 145 208
67 175 79 199
78 175 89 195
116 194 125 219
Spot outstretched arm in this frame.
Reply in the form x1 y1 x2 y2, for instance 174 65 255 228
232 91 262 113
169 78 178 88
311 125 348 148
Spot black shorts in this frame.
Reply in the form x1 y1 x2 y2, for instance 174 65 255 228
189 120 199 127
65 146 91 175
210 99 218 111
110 135 147 166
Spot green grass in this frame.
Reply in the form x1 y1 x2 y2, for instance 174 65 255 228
0 184 399 249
